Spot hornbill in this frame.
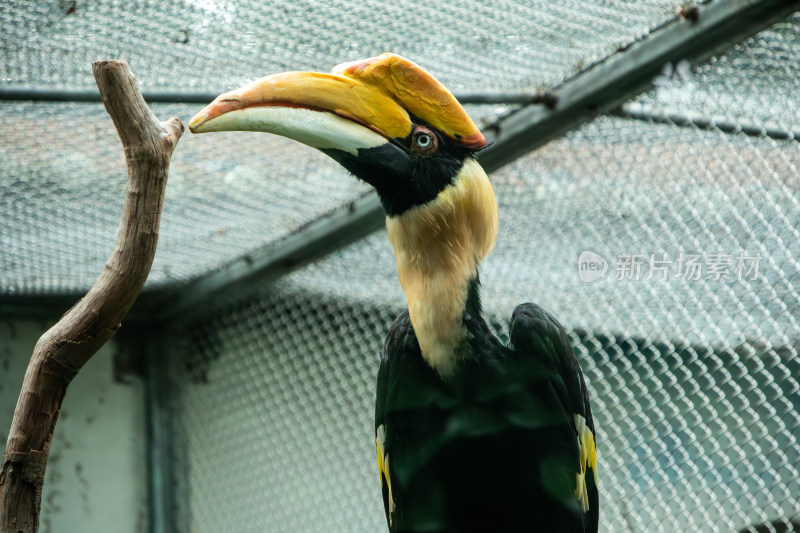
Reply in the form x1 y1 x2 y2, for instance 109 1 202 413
190 53 598 532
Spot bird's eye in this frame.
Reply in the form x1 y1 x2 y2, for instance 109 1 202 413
411 126 438 156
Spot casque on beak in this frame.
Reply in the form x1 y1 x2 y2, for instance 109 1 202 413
188 53 485 156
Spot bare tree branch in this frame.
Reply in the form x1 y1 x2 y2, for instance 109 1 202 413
0 60 183 533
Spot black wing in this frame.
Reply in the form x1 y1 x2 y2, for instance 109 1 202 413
509 302 599 533
374 311 464 531
374 311 414 528
374 305 598 532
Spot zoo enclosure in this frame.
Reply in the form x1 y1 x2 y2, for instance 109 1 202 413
1 1 799 532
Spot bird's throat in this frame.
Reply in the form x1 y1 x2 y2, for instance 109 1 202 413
385 159 498 376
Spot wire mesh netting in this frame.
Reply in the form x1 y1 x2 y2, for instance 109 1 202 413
178 288 800 532
0 101 371 293
1 0 683 295
2 1 799 532
2 0 679 92
628 14 800 135
175 133 800 532
170 16 800 533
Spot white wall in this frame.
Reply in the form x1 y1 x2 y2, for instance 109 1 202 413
1 320 148 533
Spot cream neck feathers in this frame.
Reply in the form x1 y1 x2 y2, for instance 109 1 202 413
385 158 498 376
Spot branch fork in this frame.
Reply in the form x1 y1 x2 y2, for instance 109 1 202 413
0 60 183 533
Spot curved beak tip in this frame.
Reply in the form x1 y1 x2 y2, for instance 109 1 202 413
188 110 208 133
189 96 242 133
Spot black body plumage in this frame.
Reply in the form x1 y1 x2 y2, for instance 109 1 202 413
375 282 598 532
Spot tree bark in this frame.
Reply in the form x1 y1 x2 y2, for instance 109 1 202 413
0 60 183 533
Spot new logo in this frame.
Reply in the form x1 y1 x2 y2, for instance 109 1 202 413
578 251 608 283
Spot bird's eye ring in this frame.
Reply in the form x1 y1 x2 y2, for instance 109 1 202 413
411 126 438 156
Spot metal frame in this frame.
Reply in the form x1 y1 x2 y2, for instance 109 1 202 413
143 327 183 533
143 191 386 321
475 0 800 170
615 103 800 142
0 87 539 106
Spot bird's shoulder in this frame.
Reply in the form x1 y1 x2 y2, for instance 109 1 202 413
508 302 572 367
375 310 447 425
507 302 592 422
508 303 598 531
380 309 420 365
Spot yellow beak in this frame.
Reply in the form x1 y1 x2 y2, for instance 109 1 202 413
189 53 485 151
189 70 413 142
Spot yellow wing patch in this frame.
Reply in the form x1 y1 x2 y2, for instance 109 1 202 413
376 424 396 524
574 414 598 513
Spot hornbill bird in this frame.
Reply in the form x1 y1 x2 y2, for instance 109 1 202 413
190 53 598 532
